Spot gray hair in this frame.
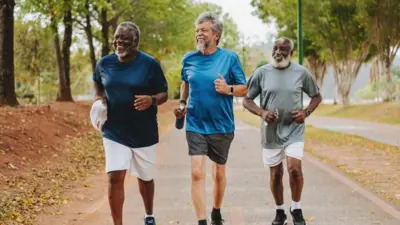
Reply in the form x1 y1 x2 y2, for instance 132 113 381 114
195 11 223 45
117 21 140 50
276 37 295 52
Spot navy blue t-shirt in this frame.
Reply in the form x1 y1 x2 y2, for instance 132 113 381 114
93 52 168 148
181 48 246 134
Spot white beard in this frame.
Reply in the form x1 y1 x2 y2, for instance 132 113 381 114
116 51 128 58
196 40 211 52
272 56 290 68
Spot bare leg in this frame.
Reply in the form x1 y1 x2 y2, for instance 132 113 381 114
269 163 284 205
191 155 207 220
108 170 127 225
212 162 226 209
287 157 303 202
138 178 155 215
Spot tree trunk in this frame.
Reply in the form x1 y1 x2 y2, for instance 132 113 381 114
56 4 73 102
0 0 18 106
336 61 357 107
50 18 66 100
101 6 110 57
383 62 393 102
85 0 96 73
307 56 327 97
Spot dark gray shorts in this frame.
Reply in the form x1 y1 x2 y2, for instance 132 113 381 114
186 131 234 165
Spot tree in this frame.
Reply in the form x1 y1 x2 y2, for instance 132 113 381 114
14 21 57 105
252 0 375 106
0 0 18 106
21 0 75 101
251 0 329 97
359 0 400 101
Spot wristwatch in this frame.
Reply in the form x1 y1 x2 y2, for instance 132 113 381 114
304 109 311 117
228 85 234 95
151 96 157 105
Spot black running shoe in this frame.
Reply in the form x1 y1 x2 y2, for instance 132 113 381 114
272 209 287 225
290 208 306 225
144 216 156 225
210 211 224 225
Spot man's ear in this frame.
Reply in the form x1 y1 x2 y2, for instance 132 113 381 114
290 50 294 56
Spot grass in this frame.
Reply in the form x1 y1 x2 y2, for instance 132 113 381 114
312 103 400 125
235 110 400 207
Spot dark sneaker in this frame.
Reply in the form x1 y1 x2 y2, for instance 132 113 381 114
144 216 156 225
210 212 224 225
290 208 306 225
272 209 288 225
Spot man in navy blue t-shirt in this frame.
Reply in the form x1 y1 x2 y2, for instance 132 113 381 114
174 12 247 225
93 21 168 225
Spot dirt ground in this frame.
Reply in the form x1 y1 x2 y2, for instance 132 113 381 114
0 100 177 225
0 102 91 177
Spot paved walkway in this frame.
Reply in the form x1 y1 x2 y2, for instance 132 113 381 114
307 116 400 147
72 121 399 225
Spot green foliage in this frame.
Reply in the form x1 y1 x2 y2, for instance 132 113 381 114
14 20 58 105
14 0 241 102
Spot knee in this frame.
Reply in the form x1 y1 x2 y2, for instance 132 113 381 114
192 168 206 182
108 173 125 185
288 166 302 179
271 169 284 181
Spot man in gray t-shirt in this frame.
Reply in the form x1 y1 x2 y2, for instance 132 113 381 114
243 37 322 225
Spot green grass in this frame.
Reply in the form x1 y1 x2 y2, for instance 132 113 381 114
312 103 400 125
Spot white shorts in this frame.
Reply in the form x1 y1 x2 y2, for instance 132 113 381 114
262 142 304 167
103 138 157 181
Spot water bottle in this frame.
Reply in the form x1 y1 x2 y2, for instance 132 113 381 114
175 104 185 129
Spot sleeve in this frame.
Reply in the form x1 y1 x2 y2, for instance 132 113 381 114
229 53 247 85
93 60 102 84
302 68 320 97
150 60 168 94
181 58 188 83
246 68 262 100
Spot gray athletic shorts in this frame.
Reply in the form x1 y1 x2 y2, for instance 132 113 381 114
186 131 234 165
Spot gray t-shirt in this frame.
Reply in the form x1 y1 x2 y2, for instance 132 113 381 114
246 62 320 149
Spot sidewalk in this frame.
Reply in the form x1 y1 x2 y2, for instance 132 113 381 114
69 121 399 225
307 116 400 147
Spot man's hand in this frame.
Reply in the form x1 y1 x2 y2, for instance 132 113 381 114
261 110 278 123
291 110 307 123
214 74 230 95
134 95 152 111
173 104 187 119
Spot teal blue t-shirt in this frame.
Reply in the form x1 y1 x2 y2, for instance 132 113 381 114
181 48 246 134
93 52 168 148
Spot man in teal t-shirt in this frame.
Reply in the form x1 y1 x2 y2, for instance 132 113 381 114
174 11 248 225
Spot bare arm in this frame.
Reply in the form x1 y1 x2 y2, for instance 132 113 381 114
94 82 106 103
180 81 189 102
243 97 263 116
231 84 248 97
305 94 322 114
153 92 168 105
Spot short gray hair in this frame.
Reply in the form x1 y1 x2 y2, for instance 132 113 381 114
276 37 295 52
117 21 140 50
195 11 223 45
